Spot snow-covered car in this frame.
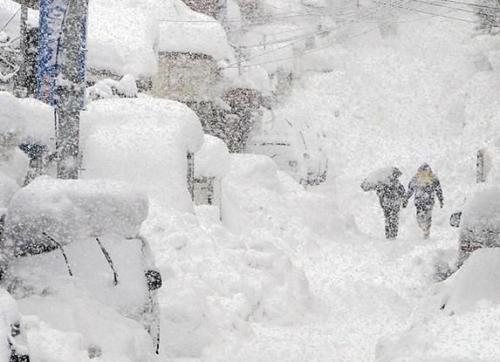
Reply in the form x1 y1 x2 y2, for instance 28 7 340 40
451 187 500 268
0 178 162 359
247 116 328 186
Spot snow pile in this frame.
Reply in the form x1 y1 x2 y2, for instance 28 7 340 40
86 74 138 101
0 171 18 212
140 153 346 357
221 153 342 239
82 97 204 212
87 0 158 77
23 318 89 362
0 288 21 361
377 249 500 361
17 292 156 361
143 206 312 358
3 177 148 253
195 135 230 178
0 92 53 145
440 248 500 314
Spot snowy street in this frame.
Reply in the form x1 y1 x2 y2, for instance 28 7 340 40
2 0 500 361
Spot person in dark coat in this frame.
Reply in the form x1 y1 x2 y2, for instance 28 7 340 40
403 163 444 239
362 167 406 239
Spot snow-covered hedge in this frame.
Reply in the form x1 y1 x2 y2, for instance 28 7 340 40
82 97 204 212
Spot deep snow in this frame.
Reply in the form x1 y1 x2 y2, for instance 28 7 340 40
2 1 500 361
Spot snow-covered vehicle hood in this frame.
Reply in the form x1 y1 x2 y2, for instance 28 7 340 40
0 178 161 360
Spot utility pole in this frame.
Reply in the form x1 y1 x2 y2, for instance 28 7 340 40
37 0 88 179
55 0 88 179
14 5 28 97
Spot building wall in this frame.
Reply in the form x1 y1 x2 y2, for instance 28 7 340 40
151 52 219 103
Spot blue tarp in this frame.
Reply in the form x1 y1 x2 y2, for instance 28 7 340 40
37 0 87 108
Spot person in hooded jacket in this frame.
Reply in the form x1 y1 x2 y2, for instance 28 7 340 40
403 163 444 239
362 167 406 239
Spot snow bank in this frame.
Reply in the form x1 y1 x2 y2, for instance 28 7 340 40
221 153 342 238
0 171 18 212
195 135 230 178
141 153 345 357
18 293 156 361
378 249 500 361
3 177 148 253
143 206 312 358
0 288 20 361
81 97 204 212
86 74 139 101
0 92 53 145
440 248 500 314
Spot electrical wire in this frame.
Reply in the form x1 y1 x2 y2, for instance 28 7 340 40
408 0 479 14
438 0 500 11
224 2 392 69
223 26 380 69
376 0 479 23
0 7 21 33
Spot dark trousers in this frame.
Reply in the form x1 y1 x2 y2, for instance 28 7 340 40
416 204 433 239
383 207 400 239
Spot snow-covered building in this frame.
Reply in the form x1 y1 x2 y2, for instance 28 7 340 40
151 0 233 102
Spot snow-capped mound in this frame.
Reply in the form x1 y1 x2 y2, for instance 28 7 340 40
441 248 500 314
0 288 21 360
0 92 53 145
82 97 204 211
3 177 148 254
0 171 19 213
195 135 230 179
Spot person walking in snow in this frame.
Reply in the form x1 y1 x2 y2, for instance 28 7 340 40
403 163 444 239
361 167 406 239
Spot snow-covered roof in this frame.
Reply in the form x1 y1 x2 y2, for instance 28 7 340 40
195 135 230 178
1 0 234 77
154 0 233 61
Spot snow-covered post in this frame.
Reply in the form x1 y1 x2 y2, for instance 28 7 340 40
54 0 88 179
187 152 195 200
477 149 486 183
14 5 28 97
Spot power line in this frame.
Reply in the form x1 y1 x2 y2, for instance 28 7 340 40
438 0 500 11
159 11 330 24
376 0 478 23
408 0 478 14
0 7 21 33
223 26 379 69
